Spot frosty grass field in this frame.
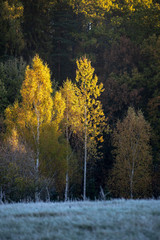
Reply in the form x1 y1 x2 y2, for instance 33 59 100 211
0 200 160 240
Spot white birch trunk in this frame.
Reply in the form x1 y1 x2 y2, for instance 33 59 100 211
65 95 69 201
130 162 134 199
83 102 87 201
65 172 69 201
46 186 50 202
35 112 40 202
65 132 69 201
130 140 138 199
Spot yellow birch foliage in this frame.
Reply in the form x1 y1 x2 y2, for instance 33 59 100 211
5 101 20 134
76 56 108 144
52 91 66 131
70 0 116 18
116 0 153 12
70 0 153 18
108 107 152 198
60 78 82 134
3 1 24 20
5 55 54 147
21 55 53 125
123 0 152 9
8 127 19 151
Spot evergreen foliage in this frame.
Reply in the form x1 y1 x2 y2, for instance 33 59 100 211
0 57 26 105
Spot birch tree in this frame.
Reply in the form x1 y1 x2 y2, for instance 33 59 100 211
60 79 82 201
5 55 53 201
76 57 108 200
109 107 152 198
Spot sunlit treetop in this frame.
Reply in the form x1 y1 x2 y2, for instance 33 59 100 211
76 56 104 100
70 0 117 18
76 57 108 142
20 54 53 124
117 0 153 12
3 0 23 20
69 0 155 18
60 78 83 134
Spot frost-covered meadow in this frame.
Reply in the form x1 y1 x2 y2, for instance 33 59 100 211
0 200 160 240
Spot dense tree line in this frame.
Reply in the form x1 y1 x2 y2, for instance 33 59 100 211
0 0 160 201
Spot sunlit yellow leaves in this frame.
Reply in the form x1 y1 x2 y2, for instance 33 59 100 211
76 56 108 144
59 78 83 134
70 0 117 18
3 1 23 20
21 55 53 125
52 91 66 130
7 127 26 152
69 0 153 18
117 0 153 12
5 101 20 134
5 55 54 154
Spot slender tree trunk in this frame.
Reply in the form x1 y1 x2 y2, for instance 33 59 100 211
65 172 69 201
65 96 69 201
83 102 87 201
65 135 69 201
130 167 134 199
130 141 138 199
35 114 40 202
0 186 3 203
46 187 50 202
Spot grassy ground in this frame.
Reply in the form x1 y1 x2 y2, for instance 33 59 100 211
0 200 160 240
